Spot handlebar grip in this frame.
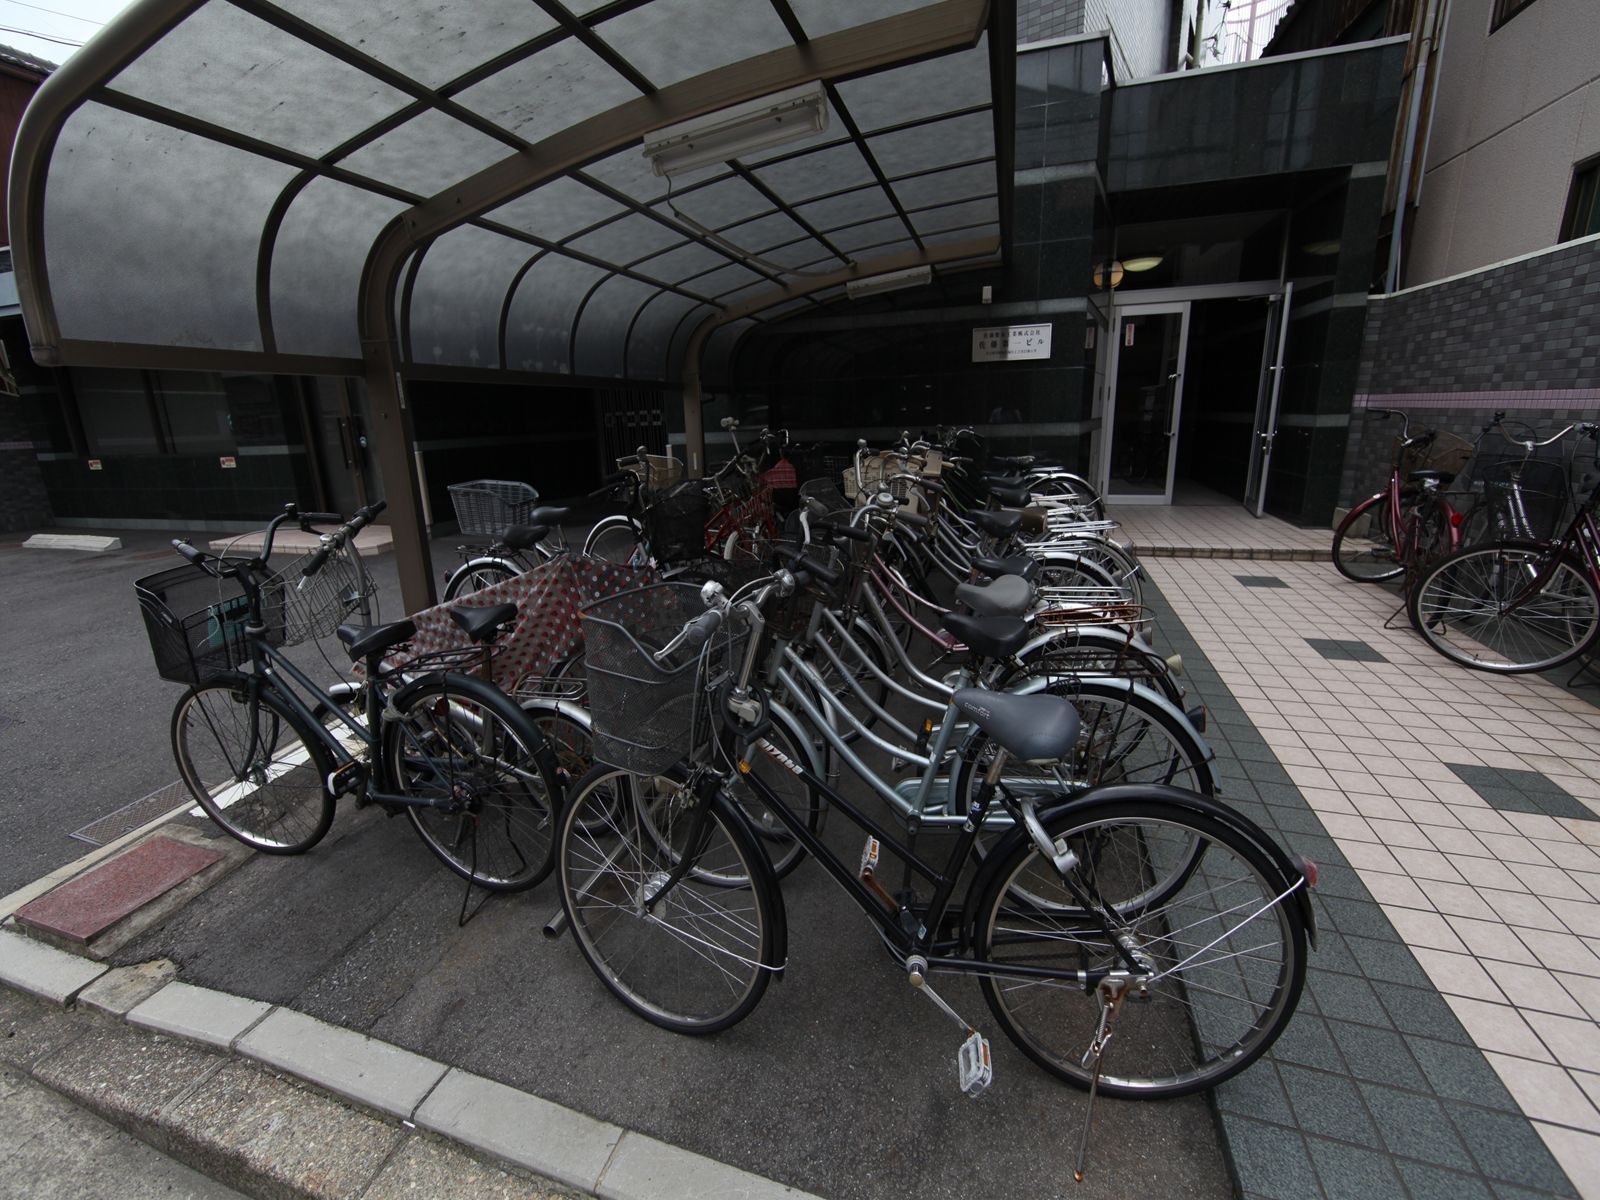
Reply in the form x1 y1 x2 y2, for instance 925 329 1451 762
681 609 724 650
172 539 205 565
896 509 931 529
777 546 841 586
301 546 333 577
818 520 871 543
300 512 342 525
359 500 388 521
616 454 641 467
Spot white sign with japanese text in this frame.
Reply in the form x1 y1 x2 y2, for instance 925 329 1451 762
972 323 1052 362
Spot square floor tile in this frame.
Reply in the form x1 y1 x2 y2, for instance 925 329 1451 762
1236 574 1291 589
1305 637 1390 663
1450 765 1597 824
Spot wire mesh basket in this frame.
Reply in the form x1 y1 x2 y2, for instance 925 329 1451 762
798 477 852 519
767 544 845 640
622 452 685 492
643 485 710 564
449 480 540 536
1463 451 1573 542
582 582 749 775
136 562 283 685
1397 431 1473 480
269 546 375 647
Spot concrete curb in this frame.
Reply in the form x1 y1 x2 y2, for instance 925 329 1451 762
0 934 821 1200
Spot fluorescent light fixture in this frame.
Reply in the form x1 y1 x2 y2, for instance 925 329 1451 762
1121 255 1163 272
846 264 933 300
642 82 828 177
1301 240 1341 256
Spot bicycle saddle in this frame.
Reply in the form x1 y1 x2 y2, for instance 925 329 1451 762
970 509 1024 538
956 574 1035 618
942 612 1029 660
336 619 417 662
449 602 519 643
530 505 570 525
1407 469 1453 485
500 523 550 550
974 553 1040 583
989 484 1031 507
951 688 1080 765
983 473 1027 488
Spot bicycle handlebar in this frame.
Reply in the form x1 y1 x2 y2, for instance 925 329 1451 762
300 500 386 579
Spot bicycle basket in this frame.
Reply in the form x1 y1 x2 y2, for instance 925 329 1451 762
643 485 710 564
768 544 845 640
449 480 540 536
267 546 374 647
1468 452 1572 541
797 477 852 519
622 452 684 492
135 562 284 685
582 582 749 775
1397 431 1473 480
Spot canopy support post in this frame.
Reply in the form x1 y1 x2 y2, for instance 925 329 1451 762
361 333 437 615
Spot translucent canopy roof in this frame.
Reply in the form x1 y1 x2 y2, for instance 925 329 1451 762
13 0 1010 387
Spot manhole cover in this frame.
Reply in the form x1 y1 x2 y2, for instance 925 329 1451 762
70 780 193 847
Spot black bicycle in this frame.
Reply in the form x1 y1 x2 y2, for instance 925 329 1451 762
137 502 562 891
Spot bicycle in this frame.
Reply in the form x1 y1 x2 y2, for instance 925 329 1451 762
136 502 562 891
442 506 572 601
1332 409 1470 584
1408 421 1600 673
550 559 1312 1171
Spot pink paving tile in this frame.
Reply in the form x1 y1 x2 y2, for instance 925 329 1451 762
1482 890 1571 933
1483 1055 1600 1131
14 836 221 943
1485 961 1592 1018
1452 855 1532 893
1526 1012 1600 1074
1412 948 1505 1001
1518 928 1600 975
1510 863 1596 903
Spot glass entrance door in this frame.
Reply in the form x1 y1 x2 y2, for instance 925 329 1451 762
1103 303 1189 505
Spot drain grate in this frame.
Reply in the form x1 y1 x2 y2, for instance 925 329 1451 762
69 779 194 847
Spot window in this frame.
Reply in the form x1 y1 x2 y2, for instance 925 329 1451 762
1561 159 1600 244
1491 0 1540 31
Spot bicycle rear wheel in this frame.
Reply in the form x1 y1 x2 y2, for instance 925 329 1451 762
1408 540 1600 673
1332 494 1402 582
172 681 335 853
385 674 559 891
557 766 782 1034
973 797 1306 1099
443 556 522 601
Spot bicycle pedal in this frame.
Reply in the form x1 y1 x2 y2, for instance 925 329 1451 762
859 836 881 879
324 761 365 798
958 1030 993 1097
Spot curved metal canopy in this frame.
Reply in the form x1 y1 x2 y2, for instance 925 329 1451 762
11 0 1008 388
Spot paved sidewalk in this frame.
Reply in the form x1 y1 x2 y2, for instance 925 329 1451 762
0 1063 244 1200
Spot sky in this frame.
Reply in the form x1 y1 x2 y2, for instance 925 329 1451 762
0 0 131 67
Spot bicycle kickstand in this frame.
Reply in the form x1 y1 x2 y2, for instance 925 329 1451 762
1074 979 1129 1183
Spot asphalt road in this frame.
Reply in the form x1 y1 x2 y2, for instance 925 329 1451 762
0 525 450 898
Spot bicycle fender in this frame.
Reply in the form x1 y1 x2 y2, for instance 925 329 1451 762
1335 493 1388 535
1005 673 1214 764
447 556 522 590
386 671 562 788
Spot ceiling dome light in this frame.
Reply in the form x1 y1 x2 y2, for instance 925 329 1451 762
1092 261 1125 289
1121 255 1163 272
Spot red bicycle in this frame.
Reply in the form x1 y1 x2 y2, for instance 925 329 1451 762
1332 409 1470 584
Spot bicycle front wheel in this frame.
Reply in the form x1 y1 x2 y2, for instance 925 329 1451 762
172 681 336 853
973 798 1306 1099
385 674 559 891
558 766 782 1034
1332 494 1402 582
1408 540 1600 673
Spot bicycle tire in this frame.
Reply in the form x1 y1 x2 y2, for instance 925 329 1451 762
972 796 1306 1098
584 515 645 565
1332 494 1403 583
557 765 783 1034
948 677 1214 818
443 556 522 601
171 681 336 854
1408 540 1600 673
384 673 559 892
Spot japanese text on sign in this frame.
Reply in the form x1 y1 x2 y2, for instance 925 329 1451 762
972 324 1053 363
